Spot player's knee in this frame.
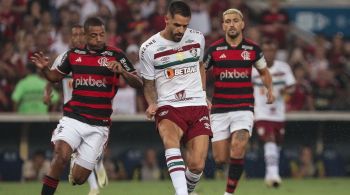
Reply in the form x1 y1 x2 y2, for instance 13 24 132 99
230 143 247 158
52 152 70 167
72 174 88 185
187 159 205 173
213 155 227 166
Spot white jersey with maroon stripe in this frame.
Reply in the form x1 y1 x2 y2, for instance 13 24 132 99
51 51 73 104
252 60 295 121
139 28 207 107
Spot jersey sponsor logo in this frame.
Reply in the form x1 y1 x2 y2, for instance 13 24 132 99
219 53 227 59
101 51 113 56
120 58 131 71
159 110 169 116
241 51 251 60
160 56 170 64
220 69 249 80
75 76 107 88
140 39 156 60
216 46 228 51
165 65 197 79
98 57 109 67
242 45 253 50
75 57 82 62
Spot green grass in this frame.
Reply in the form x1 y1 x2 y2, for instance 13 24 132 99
0 178 349 195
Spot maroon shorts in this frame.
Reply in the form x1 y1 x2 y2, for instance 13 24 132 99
155 105 212 143
254 120 285 144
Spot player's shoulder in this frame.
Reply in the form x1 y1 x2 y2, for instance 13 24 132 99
105 45 123 53
140 34 159 60
208 38 226 50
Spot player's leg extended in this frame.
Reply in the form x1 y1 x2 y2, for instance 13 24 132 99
87 171 99 195
95 157 108 188
185 135 209 193
225 129 250 195
158 119 187 195
42 140 73 195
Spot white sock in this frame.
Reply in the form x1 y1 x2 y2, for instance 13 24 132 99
264 142 280 178
185 168 202 193
87 172 99 190
224 192 232 195
165 148 187 195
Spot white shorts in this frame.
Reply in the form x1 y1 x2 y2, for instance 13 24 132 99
51 116 109 170
210 111 254 142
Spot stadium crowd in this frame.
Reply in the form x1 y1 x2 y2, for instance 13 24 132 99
1 0 350 113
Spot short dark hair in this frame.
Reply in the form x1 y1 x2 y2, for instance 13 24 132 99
83 17 104 32
71 24 83 29
168 1 191 18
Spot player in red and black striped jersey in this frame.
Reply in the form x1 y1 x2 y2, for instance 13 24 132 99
31 17 142 195
204 9 275 195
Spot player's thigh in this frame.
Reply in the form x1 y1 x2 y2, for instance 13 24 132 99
158 119 184 148
51 117 82 155
75 125 109 171
210 113 231 142
185 135 209 169
229 111 254 136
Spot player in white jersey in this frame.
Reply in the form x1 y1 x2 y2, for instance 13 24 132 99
139 1 212 195
44 25 107 195
252 39 295 188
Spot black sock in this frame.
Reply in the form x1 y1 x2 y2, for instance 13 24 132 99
41 175 59 195
226 158 244 194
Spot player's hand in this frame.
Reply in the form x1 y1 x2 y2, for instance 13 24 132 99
266 88 275 104
206 98 212 111
30 52 49 70
146 104 158 120
106 61 124 74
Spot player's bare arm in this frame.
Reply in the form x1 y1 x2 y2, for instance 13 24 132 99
143 78 158 120
30 52 64 82
106 61 143 88
200 62 211 110
256 67 275 104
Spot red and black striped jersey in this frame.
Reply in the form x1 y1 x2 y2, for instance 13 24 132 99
204 38 264 114
56 45 136 126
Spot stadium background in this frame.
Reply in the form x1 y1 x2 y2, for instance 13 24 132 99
0 0 349 194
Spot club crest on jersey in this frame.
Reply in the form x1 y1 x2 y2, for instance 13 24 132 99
189 48 197 57
241 51 251 60
98 57 109 66
164 65 197 79
175 90 186 100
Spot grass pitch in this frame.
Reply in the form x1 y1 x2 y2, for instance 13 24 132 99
0 178 349 195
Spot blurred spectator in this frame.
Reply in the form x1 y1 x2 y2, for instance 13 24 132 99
328 32 346 67
259 0 289 60
311 70 337 111
0 0 18 42
287 65 314 111
11 63 59 114
140 148 161 181
103 147 127 180
188 0 211 35
22 150 50 181
140 0 157 19
148 0 166 33
309 47 329 81
290 146 325 179
106 19 123 47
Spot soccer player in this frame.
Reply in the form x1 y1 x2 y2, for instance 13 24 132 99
43 24 108 195
139 1 212 195
252 39 295 187
203 8 275 195
31 17 142 195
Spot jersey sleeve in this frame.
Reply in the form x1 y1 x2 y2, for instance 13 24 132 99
56 51 71 75
199 34 205 62
203 47 214 70
139 44 155 80
50 51 68 70
284 63 296 86
254 46 267 70
115 52 136 72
